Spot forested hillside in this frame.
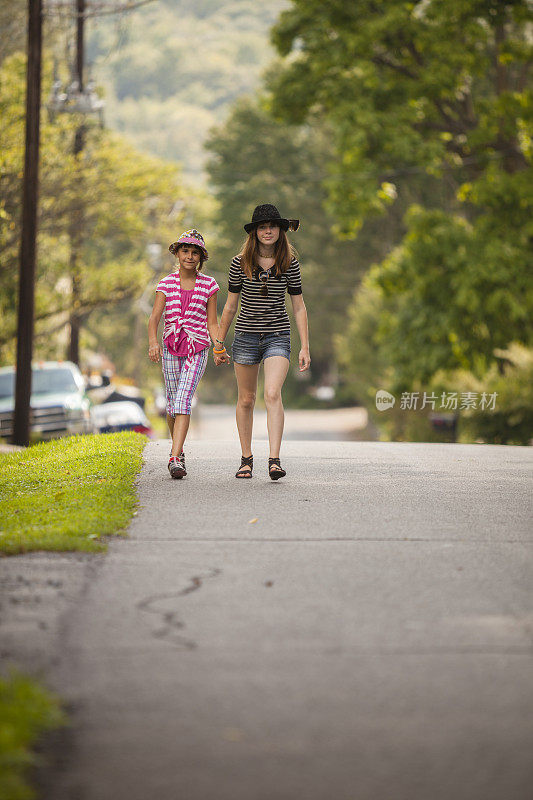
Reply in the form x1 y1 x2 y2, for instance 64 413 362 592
87 0 287 177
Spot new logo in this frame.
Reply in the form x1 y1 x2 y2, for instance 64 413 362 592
375 390 396 411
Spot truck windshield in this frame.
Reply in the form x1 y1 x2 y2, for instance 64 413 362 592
0 368 79 399
0 373 14 399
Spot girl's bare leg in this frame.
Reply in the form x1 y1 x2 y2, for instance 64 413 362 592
263 356 290 458
234 362 260 456
171 414 190 457
167 414 175 438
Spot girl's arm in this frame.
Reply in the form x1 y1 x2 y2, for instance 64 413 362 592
148 291 166 363
290 293 311 372
206 293 219 343
216 291 240 341
213 291 240 365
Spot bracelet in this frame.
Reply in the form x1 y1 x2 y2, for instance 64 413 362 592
213 347 227 355
215 338 224 345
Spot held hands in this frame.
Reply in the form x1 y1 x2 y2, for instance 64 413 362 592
148 344 163 363
213 336 230 366
213 349 231 366
299 348 311 372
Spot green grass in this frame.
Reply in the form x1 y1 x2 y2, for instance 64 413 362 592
0 671 66 800
0 432 147 555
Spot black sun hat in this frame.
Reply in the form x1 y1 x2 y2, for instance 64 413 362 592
244 204 299 234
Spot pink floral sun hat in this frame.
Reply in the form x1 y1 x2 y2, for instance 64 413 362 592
168 229 209 260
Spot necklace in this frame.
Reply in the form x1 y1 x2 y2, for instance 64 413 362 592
256 264 275 297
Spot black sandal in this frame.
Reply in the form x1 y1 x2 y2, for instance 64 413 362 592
268 457 286 480
235 454 253 479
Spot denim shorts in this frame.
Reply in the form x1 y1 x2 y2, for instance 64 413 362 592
232 331 291 365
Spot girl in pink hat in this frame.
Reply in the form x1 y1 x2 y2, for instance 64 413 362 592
148 230 219 479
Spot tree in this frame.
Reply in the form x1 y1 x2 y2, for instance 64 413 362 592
205 96 373 392
86 0 288 174
271 0 531 229
271 0 532 390
0 53 188 369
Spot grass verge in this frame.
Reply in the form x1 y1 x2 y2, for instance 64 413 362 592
0 670 66 800
0 432 146 555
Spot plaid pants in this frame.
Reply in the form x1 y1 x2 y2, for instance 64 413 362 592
162 345 208 416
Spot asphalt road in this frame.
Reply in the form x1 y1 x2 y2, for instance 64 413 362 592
185 403 371 441
4 438 533 800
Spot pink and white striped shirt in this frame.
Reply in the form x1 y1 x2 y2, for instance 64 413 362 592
156 272 219 370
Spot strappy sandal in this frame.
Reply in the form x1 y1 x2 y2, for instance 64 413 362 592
168 455 186 479
268 457 286 480
235 454 253 479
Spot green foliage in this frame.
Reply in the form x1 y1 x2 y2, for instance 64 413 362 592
0 432 146 555
450 345 533 445
0 53 189 365
270 0 532 230
87 0 288 174
0 671 65 800
4 0 532 428
380 345 533 445
205 96 393 394
268 0 533 431
338 266 533 443
370 202 533 384
335 279 388 407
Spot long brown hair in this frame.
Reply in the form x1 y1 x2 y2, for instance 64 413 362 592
239 228 296 280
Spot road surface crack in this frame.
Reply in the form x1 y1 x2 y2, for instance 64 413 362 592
137 568 221 650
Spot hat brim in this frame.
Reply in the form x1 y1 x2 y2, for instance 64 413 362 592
244 218 290 234
169 240 209 260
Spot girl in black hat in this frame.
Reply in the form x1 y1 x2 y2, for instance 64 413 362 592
213 204 311 480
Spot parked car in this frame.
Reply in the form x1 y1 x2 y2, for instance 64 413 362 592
0 361 94 441
90 401 154 437
86 378 146 409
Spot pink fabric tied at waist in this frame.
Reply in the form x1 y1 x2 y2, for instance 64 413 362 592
163 318 208 371
156 271 219 370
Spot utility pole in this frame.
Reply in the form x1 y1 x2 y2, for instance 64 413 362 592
12 0 43 447
68 0 85 365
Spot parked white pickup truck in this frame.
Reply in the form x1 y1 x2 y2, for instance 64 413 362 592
0 361 94 441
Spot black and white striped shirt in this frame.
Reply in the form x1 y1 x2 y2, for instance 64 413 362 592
228 255 303 333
